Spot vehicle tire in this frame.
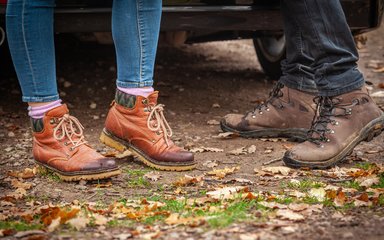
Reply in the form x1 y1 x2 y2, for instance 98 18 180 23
0 26 16 77
253 35 286 80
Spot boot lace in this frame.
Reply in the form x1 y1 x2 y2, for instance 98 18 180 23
251 82 285 115
53 114 87 150
308 96 357 146
147 104 173 146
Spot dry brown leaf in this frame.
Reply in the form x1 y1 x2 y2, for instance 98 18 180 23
288 203 310 212
174 175 204 186
260 166 292 176
356 175 380 188
207 119 220 125
334 191 346 207
7 167 37 179
67 216 90 230
207 167 239 179
11 179 32 190
258 201 287 209
308 188 326 202
190 147 224 153
276 209 305 221
207 186 245 200
93 214 108 226
165 213 205 226
143 171 162 182
228 147 247 156
47 217 61 233
203 160 218 168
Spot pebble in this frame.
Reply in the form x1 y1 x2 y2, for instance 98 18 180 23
8 131 15 137
89 102 97 109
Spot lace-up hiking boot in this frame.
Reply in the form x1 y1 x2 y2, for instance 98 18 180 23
100 90 196 171
221 83 316 141
32 104 120 181
284 87 384 169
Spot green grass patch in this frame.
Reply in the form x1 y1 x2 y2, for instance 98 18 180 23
285 179 324 191
0 221 43 231
37 167 61 182
124 168 150 188
341 180 364 191
372 173 384 189
107 219 134 228
355 162 376 170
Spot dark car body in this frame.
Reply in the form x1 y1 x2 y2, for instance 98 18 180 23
0 0 383 78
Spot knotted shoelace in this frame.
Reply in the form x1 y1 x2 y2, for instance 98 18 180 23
53 114 87 150
308 96 357 146
251 82 285 114
147 104 173 146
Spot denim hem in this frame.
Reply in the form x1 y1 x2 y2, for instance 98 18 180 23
279 76 318 94
116 80 153 88
317 81 364 97
22 94 60 103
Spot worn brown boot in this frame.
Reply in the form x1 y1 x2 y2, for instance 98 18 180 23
32 104 120 181
221 83 316 140
100 90 196 171
284 87 384 169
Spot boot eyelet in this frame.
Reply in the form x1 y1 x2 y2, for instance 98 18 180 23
142 99 148 105
156 132 161 135
252 115 256 119
64 142 68 146
335 121 339 126
266 108 270 112
330 130 335 134
320 145 325 148
69 147 74 151
259 111 263 115
326 139 331 142
50 119 55 124
152 140 156 143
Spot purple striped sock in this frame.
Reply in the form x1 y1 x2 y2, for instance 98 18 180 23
117 87 154 98
28 100 62 119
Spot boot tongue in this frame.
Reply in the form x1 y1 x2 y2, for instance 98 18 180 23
45 104 69 118
146 91 159 105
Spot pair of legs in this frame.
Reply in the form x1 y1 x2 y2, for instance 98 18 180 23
222 0 384 168
6 0 195 181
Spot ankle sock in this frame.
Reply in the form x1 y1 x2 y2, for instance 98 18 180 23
28 100 62 119
117 87 154 98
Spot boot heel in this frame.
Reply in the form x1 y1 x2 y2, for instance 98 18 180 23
100 131 126 152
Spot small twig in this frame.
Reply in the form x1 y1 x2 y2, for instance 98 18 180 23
328 178 354 183
87 192 98 200
262 158 282 166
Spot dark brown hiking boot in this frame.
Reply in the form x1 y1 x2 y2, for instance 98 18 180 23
221 83 316 141
284 87 384 169
32 104 121 181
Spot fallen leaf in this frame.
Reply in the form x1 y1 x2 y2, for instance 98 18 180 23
356 175 380 188
207 120 220 125
207 167 239 179
174 175 204 186
373 67 384 73
276 209 305 221
228 147 247 156
190 147 224 153
7 167 37 179
308 188 326 202
93 214 108 226
67 216 90 230
259 166 292 176
165 213 205 226
247 145 257 154
258 201 287 209
143 171 162 182
47 217 61 232
334 191 346 207
203 160 218 168
207 186 246 200
288 203 310 212
11 179 32 190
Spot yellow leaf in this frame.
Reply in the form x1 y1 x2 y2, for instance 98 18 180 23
67 216 90 230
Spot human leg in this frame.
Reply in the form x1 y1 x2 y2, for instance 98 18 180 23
6 0 120 180
282 0 384 168
101 0 195 171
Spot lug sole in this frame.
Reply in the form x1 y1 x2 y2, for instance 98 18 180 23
99 129 196 171
283 114 384 169
220 120 308 142
34 161 121 182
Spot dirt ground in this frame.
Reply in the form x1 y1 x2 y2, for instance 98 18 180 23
1 21 384 239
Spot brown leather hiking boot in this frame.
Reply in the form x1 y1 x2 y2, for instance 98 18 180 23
100 90 196 171
221 83 316 140
32 104 121 181
284 87 384 169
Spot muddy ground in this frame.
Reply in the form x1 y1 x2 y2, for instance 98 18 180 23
1 20 384 240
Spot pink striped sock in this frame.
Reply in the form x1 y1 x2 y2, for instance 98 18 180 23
28 100 62 119
117 87 154 98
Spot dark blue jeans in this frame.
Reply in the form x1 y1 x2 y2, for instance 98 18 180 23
279 0 364 97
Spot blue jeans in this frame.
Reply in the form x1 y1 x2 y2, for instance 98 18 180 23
6 0 161 103
279 0 364 97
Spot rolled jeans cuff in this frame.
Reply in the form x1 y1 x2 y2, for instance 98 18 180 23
316 68 365 97
279 75 318 94
116 79 153 88
22 94 60 103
